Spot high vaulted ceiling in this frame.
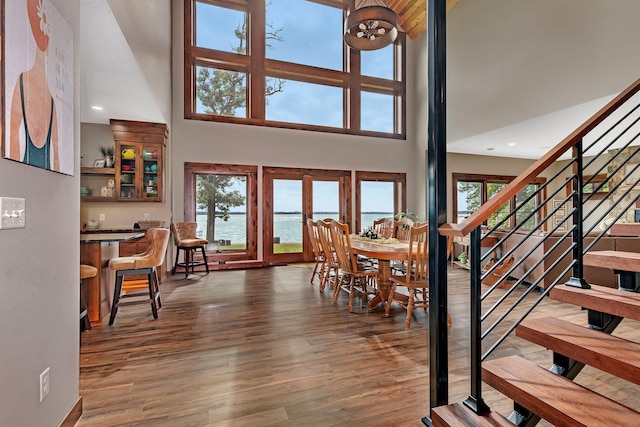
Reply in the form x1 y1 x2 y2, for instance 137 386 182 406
384 0 459 39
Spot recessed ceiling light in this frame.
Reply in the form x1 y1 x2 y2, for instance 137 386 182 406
508 142 517 146
91 105 103 111
486 147 495 151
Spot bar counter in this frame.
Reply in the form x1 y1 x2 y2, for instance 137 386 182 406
80 232 145 326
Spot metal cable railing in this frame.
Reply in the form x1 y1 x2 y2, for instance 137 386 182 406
441 79 640 416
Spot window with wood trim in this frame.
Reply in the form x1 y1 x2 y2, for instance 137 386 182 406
184 0 406 138
453 173 547 231
184 163 258 262
355 171 406 233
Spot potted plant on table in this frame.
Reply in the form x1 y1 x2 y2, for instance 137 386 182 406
98 146 115 167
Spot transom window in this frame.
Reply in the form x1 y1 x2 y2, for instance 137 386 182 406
185 0 406 138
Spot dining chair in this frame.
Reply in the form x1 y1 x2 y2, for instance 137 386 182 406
306 218 326 285
386 223 452 329
393 218 413 240
108 228 170 325
317 219 339 292
330 220 379 312
391 218 413 274
373 217 394 239
171 222 209 278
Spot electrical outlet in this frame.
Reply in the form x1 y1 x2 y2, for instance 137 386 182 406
0 197 26 229
39 367 50 402
143 213 150 221
99 213 105 221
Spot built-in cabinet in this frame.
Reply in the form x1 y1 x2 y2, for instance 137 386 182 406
80 120 168 203
116 140 163 201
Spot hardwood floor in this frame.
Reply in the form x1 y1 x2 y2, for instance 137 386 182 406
78 265 639 426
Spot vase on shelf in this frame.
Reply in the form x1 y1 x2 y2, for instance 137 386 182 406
104 156 114 168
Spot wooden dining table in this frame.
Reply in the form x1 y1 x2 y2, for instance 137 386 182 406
349 237 410 310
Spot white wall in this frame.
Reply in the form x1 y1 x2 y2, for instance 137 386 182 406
0 1 80 425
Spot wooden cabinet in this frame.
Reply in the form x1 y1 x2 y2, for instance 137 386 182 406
116 141 164 201
111 119 168 203
80 167 117 201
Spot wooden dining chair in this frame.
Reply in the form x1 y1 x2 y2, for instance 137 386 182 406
330 220 379 312
391 218 413 274
393 218 413 240
386 223 452 329
317 219 339 292
306 218 326 285
373 217 394 239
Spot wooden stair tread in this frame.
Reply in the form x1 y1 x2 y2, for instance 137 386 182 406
517 317 640 386
482 355 640 427
551 284 640 321
431 402 513 427
583 250 640 272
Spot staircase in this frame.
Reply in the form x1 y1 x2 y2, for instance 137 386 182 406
434 78 640 426
433 283 640 426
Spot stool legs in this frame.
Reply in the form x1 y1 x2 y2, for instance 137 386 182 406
172 245 209 277
109 267 161 325
80 279 92 331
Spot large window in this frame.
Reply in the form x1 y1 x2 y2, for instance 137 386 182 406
355 171 406 233
185 0 406 138
453 173 546 231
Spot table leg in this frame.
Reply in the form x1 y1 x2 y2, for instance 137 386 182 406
369 259 391 309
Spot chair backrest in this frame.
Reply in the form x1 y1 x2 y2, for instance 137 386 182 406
404 223 429 283
306 218 323 259
134 228 171 269
373 217 394 238
171 222 198 244
317 219 339 270
393 218 413 240
330 220 357 275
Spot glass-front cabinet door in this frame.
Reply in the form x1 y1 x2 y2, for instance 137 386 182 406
116 142 163 202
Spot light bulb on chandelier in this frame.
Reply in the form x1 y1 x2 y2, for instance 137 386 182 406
344 0 398 51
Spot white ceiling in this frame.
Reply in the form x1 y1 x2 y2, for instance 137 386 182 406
80 0 164 125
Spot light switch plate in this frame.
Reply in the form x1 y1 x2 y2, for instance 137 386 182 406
0 197 26 229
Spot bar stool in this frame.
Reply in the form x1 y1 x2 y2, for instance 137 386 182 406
108 228 170 325
171 222 209 278
80 264 97 331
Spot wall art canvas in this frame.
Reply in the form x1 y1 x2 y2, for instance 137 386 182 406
3 0 74 175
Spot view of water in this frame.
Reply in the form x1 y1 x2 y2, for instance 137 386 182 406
196 212 393 244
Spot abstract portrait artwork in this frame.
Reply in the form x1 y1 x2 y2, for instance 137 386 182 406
3 0 74 175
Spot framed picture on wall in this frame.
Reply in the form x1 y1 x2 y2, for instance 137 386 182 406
2 0 74 175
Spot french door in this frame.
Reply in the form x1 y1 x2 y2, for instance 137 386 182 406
263 167 351 266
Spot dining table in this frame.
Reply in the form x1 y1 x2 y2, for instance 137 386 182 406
80 231 145 325
349 236 411 310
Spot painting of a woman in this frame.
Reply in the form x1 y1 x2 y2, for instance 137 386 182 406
4 0 73 175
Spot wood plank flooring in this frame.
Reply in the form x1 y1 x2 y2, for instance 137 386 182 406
78 265 639 427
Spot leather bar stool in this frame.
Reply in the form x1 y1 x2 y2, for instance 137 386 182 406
171 222 209 278
80 264 97 331
108 228 170 325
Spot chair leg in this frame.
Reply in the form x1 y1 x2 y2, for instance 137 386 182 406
148 271 158 319
80 280 92 331
172 246 180 275
200 245 209 274
109 272 124 325
405 288 415 330
154 269 162 309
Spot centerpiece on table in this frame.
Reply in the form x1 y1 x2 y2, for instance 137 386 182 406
359 227 378 239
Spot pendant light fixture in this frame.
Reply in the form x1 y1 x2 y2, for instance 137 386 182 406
344 0 398 51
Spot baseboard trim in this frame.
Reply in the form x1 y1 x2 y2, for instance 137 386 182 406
60 396 82 427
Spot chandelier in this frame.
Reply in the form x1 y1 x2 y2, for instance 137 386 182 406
344 0 398 51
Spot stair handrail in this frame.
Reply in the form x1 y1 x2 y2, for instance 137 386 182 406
436 77 640 418
439 77 640 239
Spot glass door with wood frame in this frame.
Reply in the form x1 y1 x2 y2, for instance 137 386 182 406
264 168 350 266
